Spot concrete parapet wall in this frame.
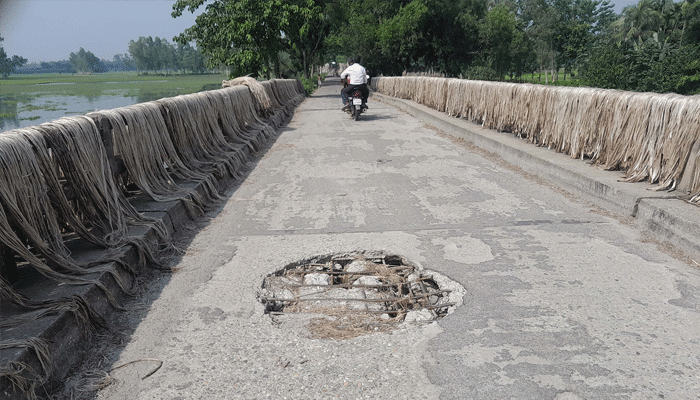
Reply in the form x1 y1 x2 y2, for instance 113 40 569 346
372 76 700 205
0 78 304 399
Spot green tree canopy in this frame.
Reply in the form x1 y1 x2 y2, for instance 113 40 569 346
584 0 700 94
176 42 208 73
0 35 28 79
161 0 699 93
127 36 207 74
68 48 104 73
480 5 521 79
128 36 173 72
172 0 327 78
613 0 665 46
326 0 487 76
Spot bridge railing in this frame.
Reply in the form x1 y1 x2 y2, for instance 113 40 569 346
0 78 305 398
372 76 700 206
0 78 304 309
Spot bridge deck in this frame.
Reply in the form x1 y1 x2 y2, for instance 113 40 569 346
49 80 700 399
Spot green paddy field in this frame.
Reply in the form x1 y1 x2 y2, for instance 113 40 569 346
0 72 228 131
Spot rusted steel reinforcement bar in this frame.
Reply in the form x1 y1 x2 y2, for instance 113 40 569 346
266 303 457 315
259 289 452 303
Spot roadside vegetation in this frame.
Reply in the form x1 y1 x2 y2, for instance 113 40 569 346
3 0 699 96
171 0 700 95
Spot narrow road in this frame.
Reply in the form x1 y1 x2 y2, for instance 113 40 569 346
80 80 700 399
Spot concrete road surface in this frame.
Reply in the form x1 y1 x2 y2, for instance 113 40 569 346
76 80 700 400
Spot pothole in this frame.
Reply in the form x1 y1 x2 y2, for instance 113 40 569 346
258 251 465 339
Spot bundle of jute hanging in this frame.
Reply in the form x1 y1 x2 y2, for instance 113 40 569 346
0 337 51 400
260 81 287 129
261 81 285 109
88 103 221 218
188 87 269 168
157 92 252 179
0 131 127 398
157 92 262 182
375 76 700 205
666 98 700 199
35 116 170 252
415 77 445 109
1 79 309 399
0 116 179 296
0 129 132 309
218 84 278 145
0 116 179 398
200 86 273 154
1 294 106 395
276 79 304 104
281 78 306 105
222 76 274 119
274 79 305 104
260 79 306 127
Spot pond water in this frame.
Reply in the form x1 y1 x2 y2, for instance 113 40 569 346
0 80 222 133
0 92 177 132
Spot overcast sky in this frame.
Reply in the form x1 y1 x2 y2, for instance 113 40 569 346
1 0 640 64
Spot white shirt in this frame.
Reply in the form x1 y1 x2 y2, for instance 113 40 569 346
341 63 367 85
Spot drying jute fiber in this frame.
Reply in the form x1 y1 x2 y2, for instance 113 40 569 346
0 79 304 399
373 76 700 204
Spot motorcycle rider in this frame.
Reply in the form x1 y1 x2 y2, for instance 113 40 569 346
340 57 369 111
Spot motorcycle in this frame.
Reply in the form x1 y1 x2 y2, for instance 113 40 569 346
346 88 366 121
342 76 368 121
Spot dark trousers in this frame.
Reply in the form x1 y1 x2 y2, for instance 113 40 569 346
341 84 369 105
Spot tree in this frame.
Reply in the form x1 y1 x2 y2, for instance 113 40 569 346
554 0 615 79
152 37 170 71
326 0 486 76
582 0 700 95
68 48 104 73
128 36 176 73
283 0 330 78
126 36 206 74
128 37 149 71
173 0 328 78
325 0 401 75
680 0 700 44
582 36 632 88
112 54 136 72
377 0 430 72
480 5 520 79
518 0 559 81
176 43 208 73
0 36 28 79
518 0 613 82
428 0 488 75
613 0 665 47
